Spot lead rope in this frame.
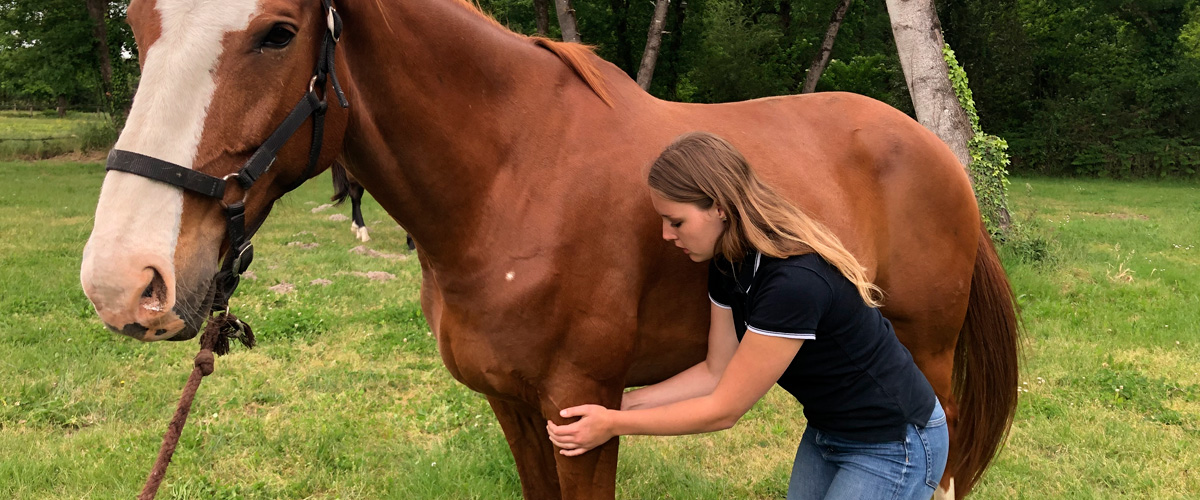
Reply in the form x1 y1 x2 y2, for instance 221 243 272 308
137 312 255 500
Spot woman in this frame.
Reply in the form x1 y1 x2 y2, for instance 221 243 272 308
546 132 948 499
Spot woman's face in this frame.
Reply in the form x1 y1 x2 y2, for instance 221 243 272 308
650 192 725 262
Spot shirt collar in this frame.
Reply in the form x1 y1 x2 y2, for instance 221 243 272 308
733 250 761 294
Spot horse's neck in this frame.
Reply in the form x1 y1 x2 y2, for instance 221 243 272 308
337 0 637 265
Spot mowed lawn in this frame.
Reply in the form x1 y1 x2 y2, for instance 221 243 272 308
0 161 1197 499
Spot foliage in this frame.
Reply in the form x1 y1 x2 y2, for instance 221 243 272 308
487 0 1200 177
681 0 790 102
0 0 137 117
941 0 1200 178
4 0 1199 174
817 54 912 114
945 44 1013 233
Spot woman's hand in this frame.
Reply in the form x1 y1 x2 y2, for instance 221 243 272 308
546 404 616 456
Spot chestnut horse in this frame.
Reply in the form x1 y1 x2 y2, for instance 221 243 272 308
79 0 1018 498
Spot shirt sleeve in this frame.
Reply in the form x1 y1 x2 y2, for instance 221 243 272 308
707 259 733 309
745 265 832 340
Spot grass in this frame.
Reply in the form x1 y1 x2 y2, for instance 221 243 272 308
0 163 1197 499
0 111 114 160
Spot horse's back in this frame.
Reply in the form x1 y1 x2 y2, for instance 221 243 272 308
669 92 979 274
626 92 979 384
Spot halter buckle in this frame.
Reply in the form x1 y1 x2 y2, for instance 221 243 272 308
327 7 341 43
231 241 254 275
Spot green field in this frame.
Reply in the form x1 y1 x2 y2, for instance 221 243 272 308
0 162 1197 499
0 111 113 160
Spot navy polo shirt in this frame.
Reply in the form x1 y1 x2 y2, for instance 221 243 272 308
708 251 936 442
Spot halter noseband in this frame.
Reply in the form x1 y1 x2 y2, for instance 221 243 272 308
105 0 348 333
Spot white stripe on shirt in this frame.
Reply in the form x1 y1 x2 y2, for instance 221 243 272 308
746 324 816 340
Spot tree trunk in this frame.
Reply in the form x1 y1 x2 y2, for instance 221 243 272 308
662 0 688 100
884 0 972 168
801 0 853 94
57 95 68 117
554 0 581 43
609 0 633 73
85 0 114 108
779 0 791 37
636 0 672 90
534 0 550 36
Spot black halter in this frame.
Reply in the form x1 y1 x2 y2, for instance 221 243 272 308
105 0 348 333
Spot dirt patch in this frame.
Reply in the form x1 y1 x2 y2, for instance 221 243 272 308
47 150 108 162
311 203 334 213
338 271 395 282
268 282 296 294
1088 212 1149 220
328 214 349 222
310 278 333 286
349 245 407 260
243 270 257 280
287 241 319 249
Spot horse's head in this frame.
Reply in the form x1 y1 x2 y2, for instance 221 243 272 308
81 0 348 341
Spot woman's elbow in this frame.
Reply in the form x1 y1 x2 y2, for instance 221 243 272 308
712 412 741 431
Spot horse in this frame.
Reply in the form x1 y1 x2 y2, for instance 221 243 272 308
78 0 1019 498
331 160 416 249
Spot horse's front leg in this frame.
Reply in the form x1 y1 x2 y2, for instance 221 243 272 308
540 374 625 500
488 396 563 499
487 375 624 500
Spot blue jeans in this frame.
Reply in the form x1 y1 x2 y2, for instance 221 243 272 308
786 400 949 500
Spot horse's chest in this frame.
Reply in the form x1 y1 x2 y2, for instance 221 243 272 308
428 299 554 401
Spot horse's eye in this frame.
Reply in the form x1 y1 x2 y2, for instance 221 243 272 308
261 24 295 49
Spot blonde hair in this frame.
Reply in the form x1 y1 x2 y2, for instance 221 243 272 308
648 132 884 307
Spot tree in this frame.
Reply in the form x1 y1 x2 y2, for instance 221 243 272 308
0 0 135 117
884 0 973 168
636 0 672 89
554 0 581 42
607 0 634 72
534 0 550 36
0 0 99 115
801 0 854 94
85 0 115 113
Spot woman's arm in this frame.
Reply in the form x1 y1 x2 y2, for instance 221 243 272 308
622 303 739 410
546 331 802 456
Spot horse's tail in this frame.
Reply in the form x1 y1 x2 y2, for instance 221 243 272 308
330 161 351 205
952 223 1020 496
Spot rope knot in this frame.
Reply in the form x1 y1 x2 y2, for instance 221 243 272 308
194 350 215 376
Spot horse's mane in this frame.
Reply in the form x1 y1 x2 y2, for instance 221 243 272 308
449 0 614 107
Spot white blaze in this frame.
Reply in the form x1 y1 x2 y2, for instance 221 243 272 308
85 0 259 272
82 0 260 319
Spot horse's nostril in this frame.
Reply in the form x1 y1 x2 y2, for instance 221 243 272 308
140 267 168 313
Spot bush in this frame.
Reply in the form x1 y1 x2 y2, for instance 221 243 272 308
77 120 119 153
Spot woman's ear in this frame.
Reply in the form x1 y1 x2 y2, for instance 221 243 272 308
716 206 727 222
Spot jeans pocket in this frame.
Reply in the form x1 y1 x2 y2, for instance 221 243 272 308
914 425 939 490
915 408 950 491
